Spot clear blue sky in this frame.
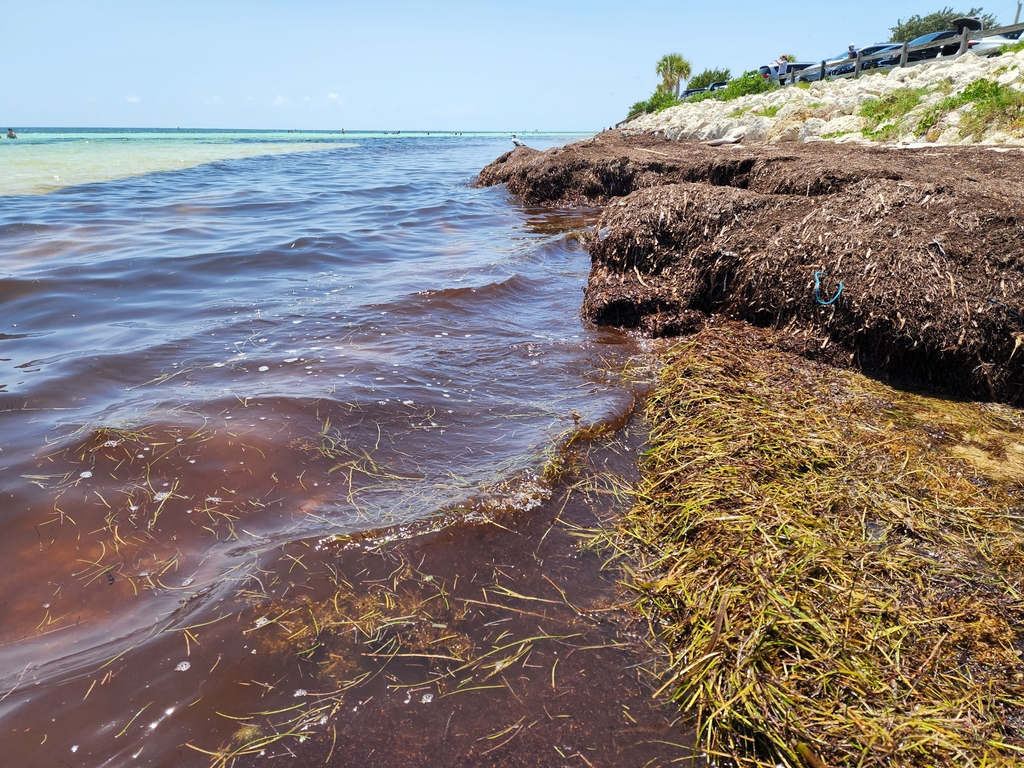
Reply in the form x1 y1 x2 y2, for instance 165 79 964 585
5 1 1021 131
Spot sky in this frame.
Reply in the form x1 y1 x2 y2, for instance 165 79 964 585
4 0 1022 131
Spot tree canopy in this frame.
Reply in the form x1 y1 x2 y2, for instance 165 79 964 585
889 6 999 42
656 54 693 98
689 68 732 90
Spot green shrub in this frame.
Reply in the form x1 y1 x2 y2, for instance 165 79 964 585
628 100 649 118
960 79 1024 137
914 79 1024 139
689 67 732 90
859 88 928 139
754 105 780 117
646 89 684 112
626 89 684 119
719 72 775 101
686 90 718 103
889 6 998 43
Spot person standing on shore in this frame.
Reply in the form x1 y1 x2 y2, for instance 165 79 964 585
774 56 789 82
7 128 17 139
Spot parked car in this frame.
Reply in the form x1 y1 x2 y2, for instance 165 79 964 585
681 87 707 97
707 81 729 91
968 33 1019 55
878 31 960 66
827 43 902 75
795 51 852 81
758 62 816 81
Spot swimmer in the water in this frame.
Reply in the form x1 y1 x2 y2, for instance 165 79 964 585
6 128 16 139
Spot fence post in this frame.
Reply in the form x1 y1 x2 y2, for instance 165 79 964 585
957 30 970 56
855 51 862 78
819 60 826 81
900 41 909 67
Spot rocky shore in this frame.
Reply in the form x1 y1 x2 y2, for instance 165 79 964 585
621 51 1024 146
479 134 1024 403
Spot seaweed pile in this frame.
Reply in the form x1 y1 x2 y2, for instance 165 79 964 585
480 136 1024 766
479 135 1024 403
603 322 1024 767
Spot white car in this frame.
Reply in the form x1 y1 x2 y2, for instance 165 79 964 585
968 34 1018 56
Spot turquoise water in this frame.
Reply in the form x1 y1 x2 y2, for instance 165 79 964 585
0 128 565 196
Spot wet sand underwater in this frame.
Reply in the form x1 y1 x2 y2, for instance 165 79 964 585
0 132 693 766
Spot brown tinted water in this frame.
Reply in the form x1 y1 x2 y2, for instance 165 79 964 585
0 134 690 765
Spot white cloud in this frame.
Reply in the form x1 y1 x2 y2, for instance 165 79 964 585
126 96 141 103
322 92 343 106
271 95 290 106
202 96 223 106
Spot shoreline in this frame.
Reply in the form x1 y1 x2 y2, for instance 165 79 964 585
479 133 1024 404
478 135 1024 766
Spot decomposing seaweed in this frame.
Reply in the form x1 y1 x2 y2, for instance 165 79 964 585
600 322 1024 767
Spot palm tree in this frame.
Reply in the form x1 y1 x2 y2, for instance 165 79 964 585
656 53 693 98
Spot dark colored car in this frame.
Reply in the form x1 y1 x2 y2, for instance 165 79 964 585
681 87 707 98
878 31 960 66
828 43 902 75
758 62 816 81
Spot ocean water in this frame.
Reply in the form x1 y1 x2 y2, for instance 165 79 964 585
0 130 642 765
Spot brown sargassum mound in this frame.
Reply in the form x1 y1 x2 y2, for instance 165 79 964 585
478 134 1024 403
481 137 1024 766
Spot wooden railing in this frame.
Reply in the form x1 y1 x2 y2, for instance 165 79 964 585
771 21 1024 85
616 22 1024 127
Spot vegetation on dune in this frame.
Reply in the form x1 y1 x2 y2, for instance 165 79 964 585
684 72 777 105
689 67 732 90
917 78 1024 138
718 71 776 100
601 324 1024 768
628 89 685 118
859 87 928 139
890 6 999 42
627 52 694 118
656 53 693 98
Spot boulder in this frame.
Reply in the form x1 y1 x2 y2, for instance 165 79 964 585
798 117 828 141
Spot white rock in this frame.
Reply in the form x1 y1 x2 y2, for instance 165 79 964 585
821 114 866 135
835 97 860 115
769 119 802 143
980 131 1012 145
776 102 806 120
744 117 776 142
997 68 1020 86
834 132 871 143
798 117 827 141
